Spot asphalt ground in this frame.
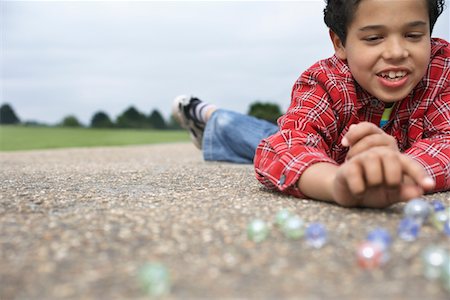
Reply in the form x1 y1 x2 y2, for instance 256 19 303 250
1 143 449 300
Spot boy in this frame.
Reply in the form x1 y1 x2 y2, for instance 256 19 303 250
173 0 449 208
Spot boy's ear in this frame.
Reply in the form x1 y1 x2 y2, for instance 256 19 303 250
329 30 347 60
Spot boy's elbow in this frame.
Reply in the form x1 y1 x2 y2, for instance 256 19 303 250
253 139 280 190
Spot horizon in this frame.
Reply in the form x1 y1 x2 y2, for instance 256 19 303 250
2 0 449 125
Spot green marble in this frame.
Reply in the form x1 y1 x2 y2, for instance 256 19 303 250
421 245 449 280
247 219 269 243
430 208 450 231
138 263 171 296
275 209 293 227
282 215 305 239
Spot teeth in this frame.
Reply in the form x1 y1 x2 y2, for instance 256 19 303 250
380 70 406 79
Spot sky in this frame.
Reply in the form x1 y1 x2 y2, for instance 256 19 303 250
1 0 449 126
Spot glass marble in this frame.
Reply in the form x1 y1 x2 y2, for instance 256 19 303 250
366 228 392 251
281 215 305 239
430 199 446 212
421 245 449 280
138 263 171 296
431 208 450 231
247 219 269 243
356 241 384 269
397 217 420 242
305 223 327 248
444 220 450 236
275 209 293 227
403 198 432 224
441 255 450 292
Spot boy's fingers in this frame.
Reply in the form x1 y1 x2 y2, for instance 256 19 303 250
342 163 366 196
362 155 383 187
346 134 397 160
343 122 383 147
385 186 403 203
382 154 402 187
398 180 425 201
399 156 435 190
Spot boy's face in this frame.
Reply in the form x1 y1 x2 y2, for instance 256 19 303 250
332 0 431 104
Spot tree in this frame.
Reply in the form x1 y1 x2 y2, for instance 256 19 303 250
247 101 282 124
0 103 20 124
61 115 82 127
148 109 167 129
116 106 148 128
91 111 114 128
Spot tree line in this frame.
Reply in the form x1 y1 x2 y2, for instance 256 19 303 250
0 104 181 129
0 102 283 129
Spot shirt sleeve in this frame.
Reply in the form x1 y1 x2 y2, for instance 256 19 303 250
254 72 340 198
405 84 450 192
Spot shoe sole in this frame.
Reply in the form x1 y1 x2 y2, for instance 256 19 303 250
172 95 203 149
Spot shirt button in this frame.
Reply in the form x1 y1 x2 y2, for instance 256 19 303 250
279 175 286 185
370 99 378 107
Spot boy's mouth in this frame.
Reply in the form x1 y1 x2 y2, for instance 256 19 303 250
377 70 407 81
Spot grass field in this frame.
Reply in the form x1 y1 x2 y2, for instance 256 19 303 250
0 126 190 151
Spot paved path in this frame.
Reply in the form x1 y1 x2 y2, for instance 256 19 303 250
1 143 449 299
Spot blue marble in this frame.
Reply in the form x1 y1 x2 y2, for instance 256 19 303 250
430 199 446 212
397 217 420 241
444 220 450 236
305 223 327 248
367 228 392 251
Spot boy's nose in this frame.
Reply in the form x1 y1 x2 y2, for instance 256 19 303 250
382 38 409 60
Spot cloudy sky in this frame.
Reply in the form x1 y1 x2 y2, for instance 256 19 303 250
2 0 449 125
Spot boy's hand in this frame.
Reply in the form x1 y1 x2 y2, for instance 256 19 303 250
299 122 434 208
331 147 435 208
342 122 399 160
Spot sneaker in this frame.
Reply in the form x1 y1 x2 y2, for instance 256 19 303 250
172 95 205 149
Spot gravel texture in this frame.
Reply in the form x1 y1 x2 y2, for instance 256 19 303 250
1 143 449 300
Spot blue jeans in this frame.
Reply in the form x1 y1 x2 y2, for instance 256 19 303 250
202 109 279 164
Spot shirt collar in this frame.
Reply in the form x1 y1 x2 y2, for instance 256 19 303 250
430 37 448 57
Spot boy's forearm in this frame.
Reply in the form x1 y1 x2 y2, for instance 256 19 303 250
297 162 339 202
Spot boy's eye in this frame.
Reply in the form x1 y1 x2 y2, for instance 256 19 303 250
363 35 383 42
406 33 424 40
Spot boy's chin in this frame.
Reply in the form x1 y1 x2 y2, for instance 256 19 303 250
374 92 411 104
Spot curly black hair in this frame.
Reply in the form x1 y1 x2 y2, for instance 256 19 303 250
323 0 446 45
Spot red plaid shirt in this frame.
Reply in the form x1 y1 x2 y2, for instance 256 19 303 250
254 38 450 198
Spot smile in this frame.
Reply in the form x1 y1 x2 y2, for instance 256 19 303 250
377 70 407 81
